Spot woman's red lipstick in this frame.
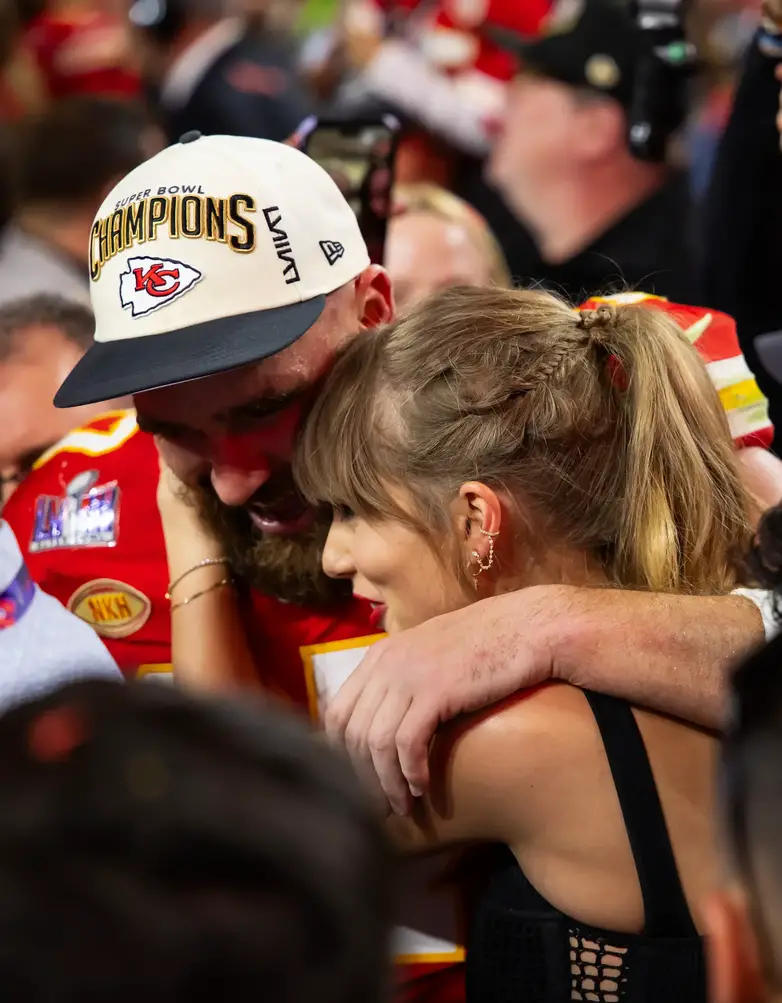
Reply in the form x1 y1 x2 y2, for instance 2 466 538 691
368 603 387 632
356 595 387 633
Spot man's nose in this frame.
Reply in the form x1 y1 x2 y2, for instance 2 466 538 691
322 522 356 580
210 466 272 507
209 435 275 507
210 460 273 507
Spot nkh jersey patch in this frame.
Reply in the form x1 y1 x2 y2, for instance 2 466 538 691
119 255 202 317
67 579 152 640
30 470 120 553
300 635 466 970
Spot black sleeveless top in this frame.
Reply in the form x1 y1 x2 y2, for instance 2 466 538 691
466 691 706 1002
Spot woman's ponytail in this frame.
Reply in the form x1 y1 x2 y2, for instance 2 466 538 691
596 304 752 593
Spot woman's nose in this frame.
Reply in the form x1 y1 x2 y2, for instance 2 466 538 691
322 521 356 580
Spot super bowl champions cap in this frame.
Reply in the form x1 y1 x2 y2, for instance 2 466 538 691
54 132 370 408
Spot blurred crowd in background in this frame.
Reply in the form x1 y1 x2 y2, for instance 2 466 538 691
0 0 762 177
0 0 765 256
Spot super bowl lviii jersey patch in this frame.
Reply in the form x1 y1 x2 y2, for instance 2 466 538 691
29 470 120 553
26 412 139 554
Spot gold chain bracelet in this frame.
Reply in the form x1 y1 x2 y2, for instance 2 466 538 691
170 577 235 612
166 558 230 599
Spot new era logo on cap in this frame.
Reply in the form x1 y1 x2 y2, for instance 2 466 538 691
54 135 371 409
320 240 345 266
120 256 203 317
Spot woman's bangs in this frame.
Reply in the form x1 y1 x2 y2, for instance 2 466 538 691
296 364 402 523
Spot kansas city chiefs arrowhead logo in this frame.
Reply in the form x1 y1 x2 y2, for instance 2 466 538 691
119 255 203 318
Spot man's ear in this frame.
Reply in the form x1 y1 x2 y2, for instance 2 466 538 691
704 887 767 1003
573 96 624 162
354 265 395 330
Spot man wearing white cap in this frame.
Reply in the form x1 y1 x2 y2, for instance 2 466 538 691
54 132 773 817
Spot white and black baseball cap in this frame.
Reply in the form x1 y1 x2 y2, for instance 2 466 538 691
55 132 370 408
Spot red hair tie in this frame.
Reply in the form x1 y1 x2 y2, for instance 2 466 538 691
606 354 629 392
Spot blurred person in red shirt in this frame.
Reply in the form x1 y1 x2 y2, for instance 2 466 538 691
24 0 141 101
0 0 46 123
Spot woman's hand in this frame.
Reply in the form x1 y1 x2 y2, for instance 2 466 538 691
154 444 262 694
155 444 220 551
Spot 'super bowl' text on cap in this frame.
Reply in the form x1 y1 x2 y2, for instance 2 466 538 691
54 133 370 408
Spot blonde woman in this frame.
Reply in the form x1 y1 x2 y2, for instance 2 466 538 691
292 286 757 1002
159 285 756 999
386 183 511 313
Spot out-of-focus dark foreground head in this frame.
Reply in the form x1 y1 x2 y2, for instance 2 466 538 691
0 679 392 1003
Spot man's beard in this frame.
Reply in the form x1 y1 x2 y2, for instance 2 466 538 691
187 480 350 608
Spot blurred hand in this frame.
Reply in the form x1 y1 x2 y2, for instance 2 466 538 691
324 588 561 815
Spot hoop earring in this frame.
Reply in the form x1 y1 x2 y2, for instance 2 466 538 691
471 528 499 586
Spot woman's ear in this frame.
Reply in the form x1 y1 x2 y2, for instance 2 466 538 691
456 481 503 576
354 265 395 330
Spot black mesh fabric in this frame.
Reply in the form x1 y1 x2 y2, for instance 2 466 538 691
465 692 707 1002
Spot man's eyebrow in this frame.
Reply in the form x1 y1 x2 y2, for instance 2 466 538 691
135 414 188 437
217 387 310 423
135 387 312 437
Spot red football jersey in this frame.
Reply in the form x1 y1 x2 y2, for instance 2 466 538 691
2 410 380 680
2 409 467 1003
580 293 774 451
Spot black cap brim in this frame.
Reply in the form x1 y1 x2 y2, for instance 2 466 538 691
483 24 591 89
54 295 326 408
484 24 538 63
755 331 782 386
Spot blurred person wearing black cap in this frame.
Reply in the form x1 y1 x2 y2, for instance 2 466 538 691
487 0 700 305
128 0 313 145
